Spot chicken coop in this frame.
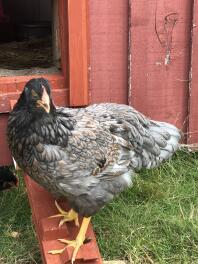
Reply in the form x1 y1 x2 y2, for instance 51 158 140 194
0 0 198 262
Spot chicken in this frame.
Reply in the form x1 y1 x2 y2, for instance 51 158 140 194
0 166 18 191
7 78 181 262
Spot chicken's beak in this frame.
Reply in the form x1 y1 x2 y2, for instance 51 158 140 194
36 87 50 113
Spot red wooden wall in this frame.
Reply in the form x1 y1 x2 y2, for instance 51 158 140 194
130 0 193 132
88 0 129 104
88 0 197 141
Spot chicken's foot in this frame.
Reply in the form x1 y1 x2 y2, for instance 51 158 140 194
49 200 79 227
48 217 91 263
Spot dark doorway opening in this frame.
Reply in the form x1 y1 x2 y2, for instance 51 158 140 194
0 0 60 76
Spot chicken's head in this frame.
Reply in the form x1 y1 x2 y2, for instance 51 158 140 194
14 78 55 115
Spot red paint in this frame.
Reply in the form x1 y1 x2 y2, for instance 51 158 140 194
88 0 129 104
58 0 89 106
188 1 198 143
68 0 89 106
24 175 102 264
130 0 193 132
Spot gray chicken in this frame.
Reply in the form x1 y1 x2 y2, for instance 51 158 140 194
7 78 181 262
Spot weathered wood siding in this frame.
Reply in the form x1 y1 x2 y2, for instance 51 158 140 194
129 0 193 134
88 0 129 104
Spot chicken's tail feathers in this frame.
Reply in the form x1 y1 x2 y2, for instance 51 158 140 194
129 120 181 171
151 121 181 161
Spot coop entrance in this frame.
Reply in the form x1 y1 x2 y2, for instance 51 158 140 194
0 0 60 76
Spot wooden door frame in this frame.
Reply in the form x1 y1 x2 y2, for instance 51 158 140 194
52 0 89 106
65 0 89 106
0 0 89 114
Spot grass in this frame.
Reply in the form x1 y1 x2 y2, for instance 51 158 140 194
0 150 197 263
0 176 40 264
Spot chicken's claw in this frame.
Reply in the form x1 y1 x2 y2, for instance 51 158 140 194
49 201 79 227
48 217 91 263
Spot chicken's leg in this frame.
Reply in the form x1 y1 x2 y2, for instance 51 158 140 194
49 201 79 227
49 217 91 263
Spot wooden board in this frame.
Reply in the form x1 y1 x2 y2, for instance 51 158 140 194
67 0 89 106
130 0 193 133
188 1 198 143
24 175 103 264
88 0 129 104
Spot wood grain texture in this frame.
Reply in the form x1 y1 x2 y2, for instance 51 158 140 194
130 0 193 132
88 0 129 104
68 0 89 106
188 1 198 143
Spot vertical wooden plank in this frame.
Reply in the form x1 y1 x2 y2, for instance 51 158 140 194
67 0 89 106
58 0 69 88
130 0 193 131
52 0 61 68
89 0 129 104
188 0 198 144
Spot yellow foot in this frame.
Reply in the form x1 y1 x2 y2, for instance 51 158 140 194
48 217 91 263
59 238 85 264
49 201 79 227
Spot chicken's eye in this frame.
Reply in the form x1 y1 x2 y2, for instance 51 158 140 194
31 90 39 98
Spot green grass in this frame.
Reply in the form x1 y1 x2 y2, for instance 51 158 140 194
0 151 198 263
0 175 40 263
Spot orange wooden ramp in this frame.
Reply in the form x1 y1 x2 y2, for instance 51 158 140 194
24 175 103 264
